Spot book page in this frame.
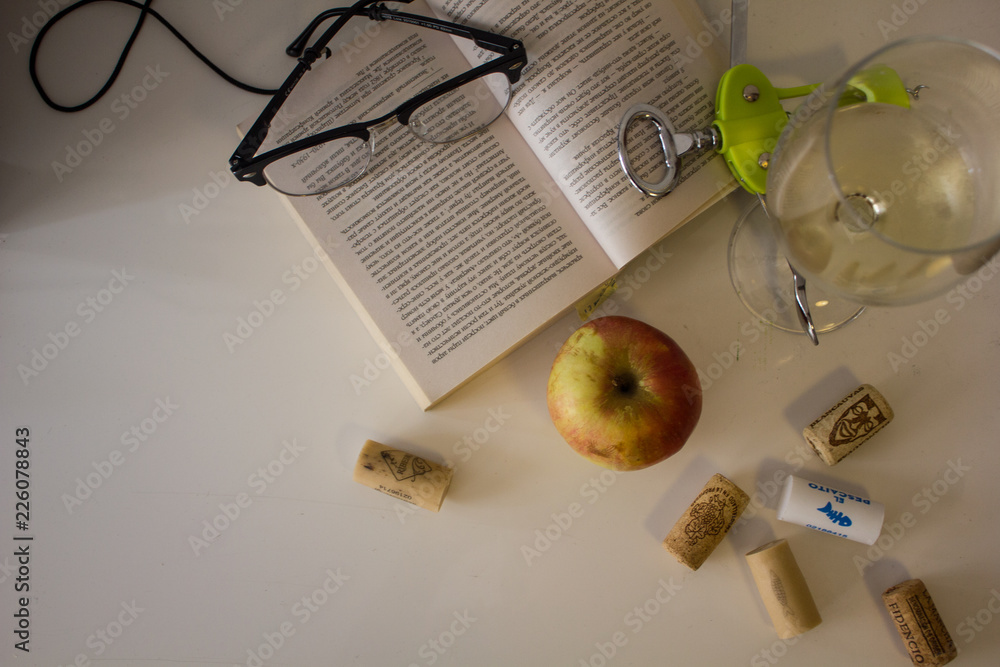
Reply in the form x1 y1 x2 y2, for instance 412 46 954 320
433 0 735 268
253 12 615 407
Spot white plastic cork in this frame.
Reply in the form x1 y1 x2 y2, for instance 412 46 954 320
776 474 884 545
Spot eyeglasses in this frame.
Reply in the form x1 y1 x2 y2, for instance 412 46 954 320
229 0 526 196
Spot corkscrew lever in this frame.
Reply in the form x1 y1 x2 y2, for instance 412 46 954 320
617 0 821 343
792 264 819 344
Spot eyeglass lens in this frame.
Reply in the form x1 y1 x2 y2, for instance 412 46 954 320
264 137 373 195
409 71 512 143
263 71 511 196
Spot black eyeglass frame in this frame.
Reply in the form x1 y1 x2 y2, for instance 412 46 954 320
229 0 527 188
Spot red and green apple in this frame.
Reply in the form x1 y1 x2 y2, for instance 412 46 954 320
546 316 702 471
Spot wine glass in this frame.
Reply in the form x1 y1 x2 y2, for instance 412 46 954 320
729 36 1000 334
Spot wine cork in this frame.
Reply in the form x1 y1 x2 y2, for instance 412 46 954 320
803 384 893 466
663 473 749 570
353 440 453 512
776 474 884 544
745 539 822 638
882 579 957 666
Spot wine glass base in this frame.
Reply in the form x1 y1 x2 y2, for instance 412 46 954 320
728 198 865 335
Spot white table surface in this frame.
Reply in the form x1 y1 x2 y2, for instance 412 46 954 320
2 1 999 665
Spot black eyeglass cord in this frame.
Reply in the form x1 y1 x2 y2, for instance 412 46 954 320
29 0 279 113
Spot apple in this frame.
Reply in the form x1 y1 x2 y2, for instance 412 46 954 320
546 316 702 471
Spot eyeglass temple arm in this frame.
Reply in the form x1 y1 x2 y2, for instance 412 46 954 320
232 0 385 168
373 8 522 56
285 0 415 58
288 2 520 60
232 0 379 163
232 1 523 169
231 63 308 167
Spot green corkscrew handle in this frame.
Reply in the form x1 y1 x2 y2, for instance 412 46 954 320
714 63 910 194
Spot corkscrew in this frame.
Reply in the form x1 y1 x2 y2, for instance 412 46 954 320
617 0 910 344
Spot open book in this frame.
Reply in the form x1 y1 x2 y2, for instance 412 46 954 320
250 0 733 409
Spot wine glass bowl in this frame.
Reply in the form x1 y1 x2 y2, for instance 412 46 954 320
766 36 1000 307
